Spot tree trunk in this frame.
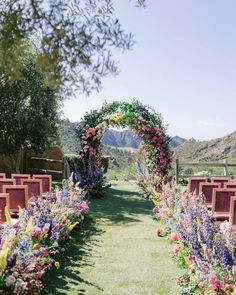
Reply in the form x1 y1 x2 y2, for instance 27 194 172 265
10 148 23 173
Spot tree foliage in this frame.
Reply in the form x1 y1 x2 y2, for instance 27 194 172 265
0 54 61 171
0 0 145 94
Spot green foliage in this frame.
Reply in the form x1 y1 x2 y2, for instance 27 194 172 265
57 120 80 154
0 1 145 94
0 52 60 165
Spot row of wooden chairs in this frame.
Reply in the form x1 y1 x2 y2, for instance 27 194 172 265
0 173 52 222
188 177 236 224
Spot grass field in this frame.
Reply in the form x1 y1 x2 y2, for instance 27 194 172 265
43 182 182 295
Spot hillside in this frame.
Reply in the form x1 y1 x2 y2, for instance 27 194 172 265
174 132 236 163
58 120 186 152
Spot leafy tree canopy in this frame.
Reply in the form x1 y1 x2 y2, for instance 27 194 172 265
0 52 61 170
0 0 145 95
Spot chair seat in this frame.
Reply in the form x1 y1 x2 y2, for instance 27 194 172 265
214 212 230 221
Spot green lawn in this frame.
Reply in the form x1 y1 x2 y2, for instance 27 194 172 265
43 182 182 295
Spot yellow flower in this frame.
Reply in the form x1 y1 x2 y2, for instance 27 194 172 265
5 207 13 228
55 261 60 269
0 238 10 272
68 222 79 232
198 234 202 244
26 216 33 236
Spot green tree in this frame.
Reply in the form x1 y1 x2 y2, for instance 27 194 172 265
0 54 61 172
0 0 145 94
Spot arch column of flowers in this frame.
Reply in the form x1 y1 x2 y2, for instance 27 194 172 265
76 100 173 197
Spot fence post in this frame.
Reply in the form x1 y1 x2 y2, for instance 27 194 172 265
224 159 229 177
175 159 180 184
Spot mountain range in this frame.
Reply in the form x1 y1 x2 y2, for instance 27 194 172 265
59 120 236 164
102 129 186 149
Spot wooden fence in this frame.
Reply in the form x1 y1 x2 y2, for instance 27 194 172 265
23 146 70 181
175 159 236 184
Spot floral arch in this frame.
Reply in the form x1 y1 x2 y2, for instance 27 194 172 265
77 101 173 197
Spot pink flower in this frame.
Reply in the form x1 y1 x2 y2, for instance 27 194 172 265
221 283 231 292
32 226 42 238
79 202 89 213
155 229 161 237
152 136 158 141
146 134 151 139
210 277 220 290
170 232 179 242
145 127 151 132
152 207 158 214
172 245 181 254
42 246 49 256
202 244 211 261
153 127 158 131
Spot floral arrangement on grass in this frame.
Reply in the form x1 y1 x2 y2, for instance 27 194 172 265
76 100 173 197
0 179 89 294
153 183 236 294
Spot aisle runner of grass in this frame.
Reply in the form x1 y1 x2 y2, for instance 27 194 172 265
44 182 182 295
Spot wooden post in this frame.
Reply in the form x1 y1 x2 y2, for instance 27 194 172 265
224 159 229 177
175 159 180 184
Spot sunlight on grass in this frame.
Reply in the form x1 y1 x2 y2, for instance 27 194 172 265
43 182 182 295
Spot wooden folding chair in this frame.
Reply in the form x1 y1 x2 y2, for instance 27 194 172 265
212 188 236 221
32 175 52 194
0 193 10 222
225 182 236 189
229 196 236 225
12 174 31 185
3 185 28 214
212 177 229 188
0 179 16 193
199 182 221 209
21 179 42 198
188 177 208 195
0 173 6 179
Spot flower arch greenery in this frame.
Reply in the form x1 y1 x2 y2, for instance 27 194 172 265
76 101 173 197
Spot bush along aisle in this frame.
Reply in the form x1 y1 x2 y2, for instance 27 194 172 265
76 100 173 197
0 179 89 294
153 183 236 295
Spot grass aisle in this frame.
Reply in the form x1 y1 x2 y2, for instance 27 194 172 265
44 182 182 295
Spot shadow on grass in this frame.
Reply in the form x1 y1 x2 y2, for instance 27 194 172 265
89 186 153 224
43 184 153 294
43 216 105 295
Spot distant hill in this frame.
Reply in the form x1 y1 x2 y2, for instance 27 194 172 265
174 132 236 162
102 129 186 149
102 129 142 149
58 120 186 154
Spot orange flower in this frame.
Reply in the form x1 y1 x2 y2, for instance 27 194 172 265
33 243 40 250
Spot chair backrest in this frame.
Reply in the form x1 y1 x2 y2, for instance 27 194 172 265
212 188 236 214
188 177 208 195
0 193 10 222
32 175 52 194
0 179 16 193
0 173 6 179
199 182 221 204
212 177 229 188
3 185 28 213
230 196 236 225
21 179 42 198
225 182 236 189
12 174 31 185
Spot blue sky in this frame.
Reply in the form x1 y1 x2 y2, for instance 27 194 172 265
64 0 236 140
